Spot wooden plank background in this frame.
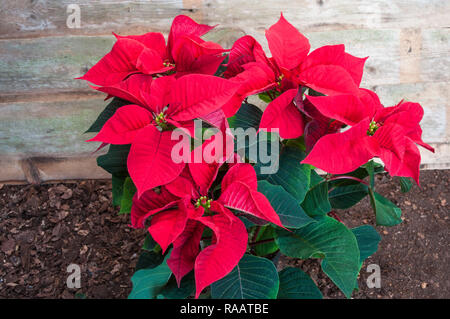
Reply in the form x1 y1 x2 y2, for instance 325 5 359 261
0 0 449 182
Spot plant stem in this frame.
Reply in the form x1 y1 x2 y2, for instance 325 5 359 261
327 175 369 186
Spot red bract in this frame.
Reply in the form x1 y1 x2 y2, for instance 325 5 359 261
223 13 366 141
302 91 434 184
77 15 226 86
87 74 240 196
130 162 283 298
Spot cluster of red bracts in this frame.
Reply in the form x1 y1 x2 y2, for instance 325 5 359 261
80 14 433 297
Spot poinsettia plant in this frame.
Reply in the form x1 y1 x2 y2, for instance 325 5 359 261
79 14 434 299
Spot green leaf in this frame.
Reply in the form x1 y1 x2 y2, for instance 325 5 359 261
86 98 129 133
258 92 273 103
257 181 314 228
227 103 262 130
142 234 157 252
329 184 368 210
135 250 165 271
301 182 331 217
308 88 326 97
277 267 322 299
97 144 130 176
259 146 312 203
369 191 402 226
211 254 279 299
157 271 195 299
352 225 381 263
119 177 137 214
276 216 360 298
129 252 172 299
251 226 279 256
111 174 125 207
284 136 306 151
310 170 324 187
399 177 413 193
364 160 375 188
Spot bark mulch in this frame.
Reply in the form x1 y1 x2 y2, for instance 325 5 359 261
0 170 448 299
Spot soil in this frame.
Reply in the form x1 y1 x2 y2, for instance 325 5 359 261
0 170 448 299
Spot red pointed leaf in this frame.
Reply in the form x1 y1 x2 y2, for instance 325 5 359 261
302 119 375 173
130 188 179 228
128 125 187 196
306 94 371 126
221 163 257 192
91 74 154 110
259 89 305 139
86 105 153 144
168 15 215 59
298 64 360 96
265 13 310 71
114 32 167 59
148 206 189 253
77 38 144 86
168 74 240 121
167 220 204 286
193 213 248 298
219 181 283 228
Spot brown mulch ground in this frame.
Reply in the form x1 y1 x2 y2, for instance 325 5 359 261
0 170 448 299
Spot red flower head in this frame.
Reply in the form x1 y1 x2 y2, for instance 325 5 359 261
222 13 366 141
130 162 284 298
86 74 240 196
301 89 434 184
77 15 226 87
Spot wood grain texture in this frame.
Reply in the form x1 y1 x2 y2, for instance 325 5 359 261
1 0 449 38
0 97 107 156
0 155 108 183
0 0 449 181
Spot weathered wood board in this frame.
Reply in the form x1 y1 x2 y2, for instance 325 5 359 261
0 0 448 182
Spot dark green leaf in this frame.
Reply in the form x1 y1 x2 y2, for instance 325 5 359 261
119 177 137 214
399 177 413 193
142 234 157 252
310 170 324 187
308 88 326 97
363 160 375 188
227 103 262 131
97 144 130 176
157 271 195 299
284 136 306 151
276 216 360 298
251 226 279 256
129 252 172 299
352 225 381 263
111 174 125 207
211 254 279 299
301 182 331 217
258 181 314 228
369 190 402 226
258 92 273 103
258 146 312 203
277 267 322 299
135 250 165 271
329 184 368 209
86 98 129 133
